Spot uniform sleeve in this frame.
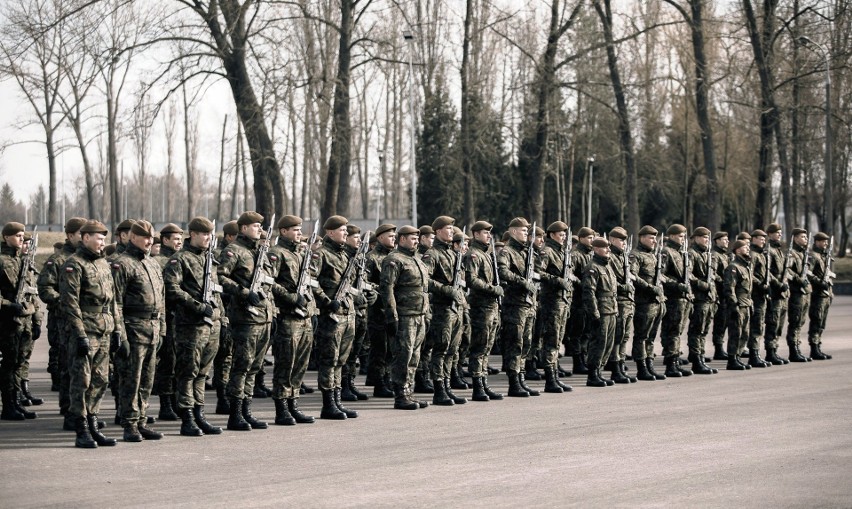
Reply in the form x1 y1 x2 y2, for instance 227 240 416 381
380 256 400 322
465 252 493 295
164 256 202 313
498 250 525 287
59 261 87 339
723 266 738 305
110 260 128 339
37 256 62 306
582 267 600 320
217 248 246 300
312 251 332 309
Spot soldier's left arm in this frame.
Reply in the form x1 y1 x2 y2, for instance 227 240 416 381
582 267 601 320
109 259 128 339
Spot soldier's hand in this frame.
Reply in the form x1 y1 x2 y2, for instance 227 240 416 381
247 291 263 307
328 300 342 313
492 285 505 298
653 286 664 297
556 278 571 291
354 293 367 307
780 282 789 292
523 280 537 294
9 302 25 316
203 304 215 318
590 314 601 328
365 290 379 306
295 294 308 309
110 332 120 354
385 320 398 338
677 283 690 295
118 336 131 359
32 326 41 340
76 336 90 357
450 288 465 304
695 281 710 292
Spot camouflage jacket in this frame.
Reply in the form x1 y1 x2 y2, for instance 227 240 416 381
808 247 832 298
497 237 535 309
538 237 572 305
424 239 465 309
365 243 393 323
155 245 177 270
59 245 118 339
0 242 38 324
569 243 593 307
632 243 665 305
218 234 276 324
163 243 226 325
689 243 717 303
766 239 790 299
380 245 430 321
711 245 729 297
269 237 318 318
111 243 167 343
787 243 812 296
662 239 694 300
464 239 501 309
750 244 771 299
313 236 356 316
37 240 77 311
724 254 753 308
582 253 617 318
609 244 636 304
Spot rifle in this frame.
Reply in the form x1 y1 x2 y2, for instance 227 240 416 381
780 235 794 285
623 234 634 288
247 214 276 316
823 235 836 285
705 233 715 286
330 230 372 321
563 235 579 286
488 235 502 309
15 226 38 304
801 234 813 279
201 221 223 326
450 226 467 312
524 221 540 305
681 239 693 298
293 219 321 318
652 234 664 287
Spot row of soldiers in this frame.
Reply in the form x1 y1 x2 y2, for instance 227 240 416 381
0 212 836 448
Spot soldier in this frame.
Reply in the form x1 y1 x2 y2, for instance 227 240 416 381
724 239 753 370
365 224 397 398
535 221 574 392
163 217 226 436
463 221 505 401
153 223 184 421
213 220 239 414
786 228 813 362
38 217 87 422
111 220 167 441
763 223 790 365
606 227 638 383
710 232 730 360
583 237 618 387
807 232 834 360
340 224 375 402
659 224 693 377
566 227 595 375
525 225 546 382
747 230 772 368
630 226 666 381
150 237 161 257
109 219 136 260
14 233 43 410
685 227 719 375
60 220 119 448
312 215 359 420
413 225 434 393
266 215 319 425
497 217 540 397
380 225 431 410
217 211 275 431
0 222 39 421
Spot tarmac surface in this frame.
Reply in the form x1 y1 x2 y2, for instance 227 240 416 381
1 297 851 508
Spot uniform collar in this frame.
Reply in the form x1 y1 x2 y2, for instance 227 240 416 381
125 242 148 260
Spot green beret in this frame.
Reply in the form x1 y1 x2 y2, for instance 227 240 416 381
346 224 361 236
160 223 184 235
323 215 348 231
419 225 434 236
736 232 751 241
814 232 830 241
638 225 658 236
53 242 64 250
692 227 711 237
65 217 88 234
238 211 264 226
431 216 455 231
2 222 25 237
397 225 419 236
277 215 302 229
130 220 155 237
188 217 215 233
534 226 545 237
471 221 493 232
591 237 610 248
713 231 728 241
223 220 239 236
791 228 808 236
375 224 397 237
453 226 463 236
732 239 749 252
501 231 510 242
666 224 687 235
116 219 136 232
494 241 505 248
751 229 767 238
766 223 782 234
547 221 569 233
609 226 628 240
80 220 109 235
508 217 530 229
153 236 161 245
576 226 595 238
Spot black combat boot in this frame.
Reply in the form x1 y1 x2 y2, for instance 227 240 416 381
517 372 540 396
301 382 315 394
1 393 25 420
572 353 590 375
192 405 221 434
432 379 454 406
123 422 143 442
393 386 418 410
713 344 729 360
320 389 346 420
664 357 682 378
610 363 630 384
158 394 179 421
543 367 564 393
138 421 164 439
227 398 252 430
14 392 37 418
253 372 270 398
507 372 529 397
488 366 500 375
75 416 97 448
765 347 789 365
690 353 714 374
645 358 666 380
450 366 470 389
88 415 116 446
273 398 296 426
63 413 76 430
20 380 43 406
556 361 572 378
348 374 369 400
215 387 229 415
586 368 607 388
340 374 358 402
471 377 490 401
748 349 770 368
179 407 204 436
619 361 638 383
372 375 394 398
444 377 468 404
413 370 434 394
333 388 358 418
675 357 693 376
51 373 59 392
287 398 315 423
810 343 832 360
726 356 747 370
788 343 811 362
524 359 543 381
635 359 655 381
482 377 504 400
554 368 573 391
241 398 268 429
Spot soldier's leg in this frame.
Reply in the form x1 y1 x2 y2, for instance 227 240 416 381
58 328 71 414
442 313 463 382
117 342 144 427
271 318 294 401
226 322 258 400
407 316 427 389
366 323 388 384
807 296 829 345
154 326 176 397
137 342 158 425
67 334 93 419
213 320 233 390
601 315 617 368
244 323 272 397
315 316 341 392
660 301 679 359
749 298 767 352
47 314 60 387
389 317 415 390
686 301 709 361
429 308 454 382
345 312 366 380
631 304 653 363
290 318 313 397
468 306 490 378
711 299 728 356
196 322 219 407
15 326 36 402
87 334 111 417
0 328 23 417
501 308 525 375
175 324 201 411
335 314 356 389
786 294 810 350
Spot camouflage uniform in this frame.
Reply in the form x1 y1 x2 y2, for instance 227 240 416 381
211 240 233 404
807 246 833 347
660 239 693 364
112 243 167 427
724 254 753 357
0 241 38 413
497 237 537 378
464 239 502 377
710 244 730 350
537 238 572 370
566 243 593 365
608 244 635 365
153 245 177 400
631 242 666 362
414 242 433 385
785 243 812 349
582 253 618 374
748 243 771 352
365 243 393 385
686 243 717 358
423 239 465 382
764 238 790 353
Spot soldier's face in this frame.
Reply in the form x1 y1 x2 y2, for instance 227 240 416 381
580 235 594 247
68 231 82 246
191 231 211 250
640 234 656 249
510 227 528 243
474 230 492 244
327 225 347 244
163 233 183 250
768 231 781 241
119 230 131 245
753 236 766 248
399 233 418 250
436 225 454 243
149 244 161 256
737 244 751 257
610 236 624 249
130 233 154 253
534 236 543 248
695 235 709 248
282 226 302 243
346 233 362 248
378 231 396 249
83 232 106 254
815 239 827 249
420 234 434 248
593 245 610 258
715 237 729 249
4 232 24 249
242 222 262 240
794 233 808 247
671 232 686 245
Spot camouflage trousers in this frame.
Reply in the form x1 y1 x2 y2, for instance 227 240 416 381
68 332 110 419
711 297 728 347
527 309 542 364
367 320 389 382
687 299 716 357
15 321 36 384
539 300 569 368
226 321 271 400
587 314 616 371
389 314 427 390
428 306 463 381
500 304 536 374
46 310 62 378
344 309 367 378
749 296 769 351
786 293 811 347
567 303 593 357
726 305 751 356
468 304 500 377
661 298 692 358
212 319 233 390
315 312 355 391
116 340 158 426
457 310 471 369
416 315 433 380
153 318 176 396
611 301 634 363
764 297 788 350
632 301 664 361
175 321 220 409
807 295 832 345
0 321 25 397
272 315 313 400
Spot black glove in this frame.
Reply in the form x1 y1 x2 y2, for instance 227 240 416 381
590 315 601 328
677 283 691 295
450 288 464 303
203 304 215 317
295 294 308 309
110 331 121 354
9 302 25 316
556 278 571 291
32 326 41 340
365 290 379 306
76 336 90 357
492 285 505 298
118 336 131 358
522 280 537 294
385 320 398 338
780 282 789 292
247 291 263 307
328 300 342 313
354 293 367 307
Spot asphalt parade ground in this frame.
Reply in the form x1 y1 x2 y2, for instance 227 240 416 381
1 298 850 508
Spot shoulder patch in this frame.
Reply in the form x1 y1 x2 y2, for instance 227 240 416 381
422 254 431 261
312 253 320 260
225 251 234 257
269 255 278 261
169 259 179 264
66 266 74 272
112 263 121 270
46 261 53 266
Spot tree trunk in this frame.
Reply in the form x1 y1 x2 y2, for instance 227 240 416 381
45 127 58 224
107 94 120 228
460 0 475 227
216 115 228 221
183 82 195 221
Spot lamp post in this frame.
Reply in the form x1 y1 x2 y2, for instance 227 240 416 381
376 150 384 228
799 35 832 233
403 29 417 226
586 156 595 227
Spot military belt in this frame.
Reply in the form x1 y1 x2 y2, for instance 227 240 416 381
81 305 110 314
123 308 162 320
